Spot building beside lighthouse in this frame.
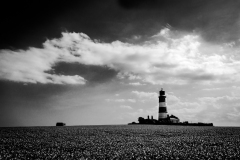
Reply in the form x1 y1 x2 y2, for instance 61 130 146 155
134 88 180 124
128 88 213 126
158 88 168 121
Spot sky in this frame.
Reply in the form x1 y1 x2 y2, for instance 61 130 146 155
1 0 240 127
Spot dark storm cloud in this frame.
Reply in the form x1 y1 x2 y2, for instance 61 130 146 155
118 0 183 9
50 63 118 84
118 0 240 43
0 0 96 49
2 0 240 50
178 70 216 82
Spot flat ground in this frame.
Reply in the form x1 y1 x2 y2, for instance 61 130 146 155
0 125 240 159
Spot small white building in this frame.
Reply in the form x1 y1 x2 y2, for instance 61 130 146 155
170 118 179 123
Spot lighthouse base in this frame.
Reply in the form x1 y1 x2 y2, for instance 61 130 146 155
158 113 167 120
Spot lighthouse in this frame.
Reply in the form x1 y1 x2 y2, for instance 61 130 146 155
158 88 168 120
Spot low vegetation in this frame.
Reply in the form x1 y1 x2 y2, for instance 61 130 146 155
1 125 240 159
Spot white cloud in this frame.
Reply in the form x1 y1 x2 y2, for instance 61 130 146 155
167 94 181 105
152 28 170 38
49 75 85 85
1 29 240 85
128 82 146 86
0 35 86 84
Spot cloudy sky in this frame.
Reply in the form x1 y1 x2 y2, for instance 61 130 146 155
1 0 240 126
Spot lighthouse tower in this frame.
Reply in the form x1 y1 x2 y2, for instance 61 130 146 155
158 88 168 120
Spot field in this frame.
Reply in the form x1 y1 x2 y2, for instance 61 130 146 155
1 125 240 159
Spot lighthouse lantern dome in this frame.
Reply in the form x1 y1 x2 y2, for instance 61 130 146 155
160 88 165 96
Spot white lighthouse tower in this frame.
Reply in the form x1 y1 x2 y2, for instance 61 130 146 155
158 88 168 120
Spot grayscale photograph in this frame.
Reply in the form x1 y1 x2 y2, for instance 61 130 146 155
0 0 240 159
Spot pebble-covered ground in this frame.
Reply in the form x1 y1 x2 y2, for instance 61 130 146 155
0 125 240 159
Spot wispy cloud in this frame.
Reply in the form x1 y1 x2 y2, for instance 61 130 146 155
106 99 136 103
168 95 240 124
128 82 146 86
202 88 222 91
117 72 142 80
132 91 157 99
119 105 133 109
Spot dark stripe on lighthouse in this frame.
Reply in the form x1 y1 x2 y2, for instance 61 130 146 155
159 107 167 112
160 90 165 95
159 96 166 102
